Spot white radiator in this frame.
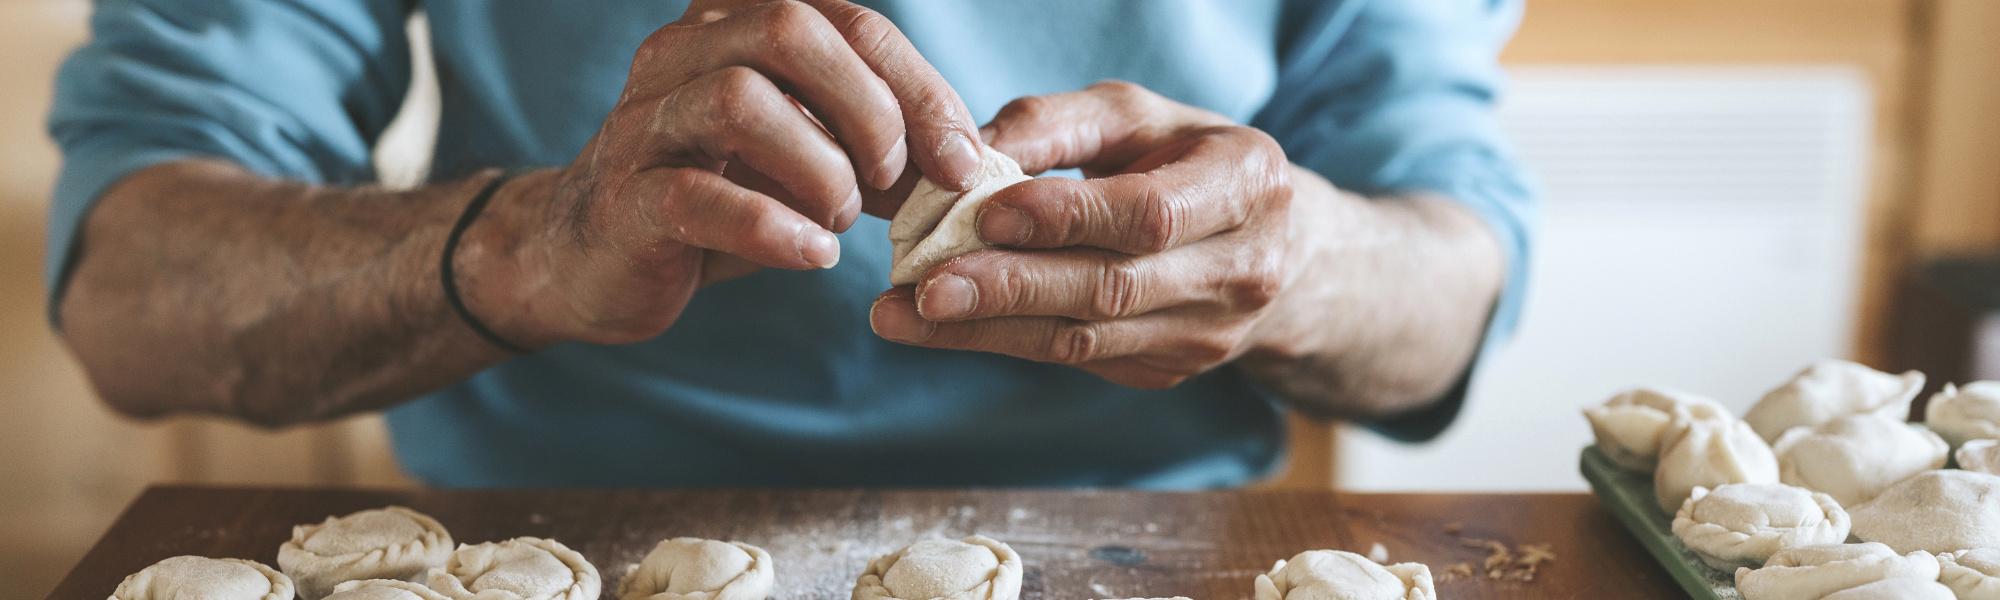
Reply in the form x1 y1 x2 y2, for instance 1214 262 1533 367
1338 66 1874 491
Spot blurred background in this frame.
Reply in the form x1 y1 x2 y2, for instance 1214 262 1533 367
4 0 1998 596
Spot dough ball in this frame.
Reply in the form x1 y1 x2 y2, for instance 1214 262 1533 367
1744 360 1923 442
853 535 1021 600
1583 387 1731 472
1732 543 1937 600
1849 469 2000 554
1670 483 1849 571
1939 548 2000 600
111 556 295 600
1817 577 1956 600
1251 549 1435 600
1927 381 2000 448
1771 414 1947 506
616 537 772 600
427 537 600 600
885 147 1032 285
1653 417 1779 515
1960 439 2000 475
279 506 454 600
326 579 452 600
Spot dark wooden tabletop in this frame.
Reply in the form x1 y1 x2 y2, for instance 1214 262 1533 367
51 486 1679 600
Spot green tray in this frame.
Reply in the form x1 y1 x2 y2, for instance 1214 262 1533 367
1580 445 1741 600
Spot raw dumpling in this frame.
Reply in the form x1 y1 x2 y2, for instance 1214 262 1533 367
1849 469 2000 554
1670 483 1850 570
1818 577 1956 600
1653 417 1780 514
110 556 295 600
853 535 1021 600
1940 548 2000 600
1583 387 1731 471
1732 543 1938 600
886 147 1032 285
617 537 772 600
1771 414 1948 506
1926 382 2000 448
279 506 454 600
427 537 601 600
1960 439 2000 475
1252 549 1435 600
1744 360 1923 442
326 579 452 600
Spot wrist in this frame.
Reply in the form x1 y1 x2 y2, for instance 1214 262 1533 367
451 168 572 349
1242 167 1354 363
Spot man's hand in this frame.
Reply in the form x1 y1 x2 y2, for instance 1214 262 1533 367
869 82 1298 389
465 0 983 348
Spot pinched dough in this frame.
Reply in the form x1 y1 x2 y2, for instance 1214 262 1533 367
427 537 601 600
1653 417 1780 514
1960 439 2000 475
1817 577 1956 600
1733 543 1938 600
1253 549 1435 600
1940 548 2000 600
279 506 454 600
1849 469 2000 554
1583 387 1731 472
110 556 295 600
1927 381 2000 448
1670 483 1850 571
1771 414 1948 507
853 535 1021 600
617 538 773 600
325 579 452 600
1743 360 1923 442
886 147 1032 285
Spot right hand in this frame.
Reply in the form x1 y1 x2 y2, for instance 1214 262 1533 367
466 0 983 347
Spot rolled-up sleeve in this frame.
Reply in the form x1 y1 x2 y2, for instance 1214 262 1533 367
1251 0 1535 440
45 0 414 320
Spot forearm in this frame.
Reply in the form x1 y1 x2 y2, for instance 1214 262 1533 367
1238 166 1504 419
57 160 553 425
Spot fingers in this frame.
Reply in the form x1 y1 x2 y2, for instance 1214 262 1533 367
908 245 1282 322
639 66 860 231
795 0 985 190
983 80 1230 174
624 167 840 270
870 288 1242 370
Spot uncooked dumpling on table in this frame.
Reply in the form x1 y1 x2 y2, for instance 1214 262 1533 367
1816 577 1957 600
1939 548 2000 600
1732 543 1938 600
1926 381 2000 448
1252 549 1435 600
1771 413 1948 506
1583 386 1730 471
1959 439 2000 475
886 146 1032 285
853 535 1022 600
427 537 601 600
110 555 295 600
1849 469 2000 554
617 537 772 600
279 505 454 600
1743 360 1923 442
325 579 452 600
1653 416 1780 514
1670 483 1850 571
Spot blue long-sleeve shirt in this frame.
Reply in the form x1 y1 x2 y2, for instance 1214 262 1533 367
47 0 1533 488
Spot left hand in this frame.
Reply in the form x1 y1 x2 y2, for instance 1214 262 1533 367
869 81 1298 388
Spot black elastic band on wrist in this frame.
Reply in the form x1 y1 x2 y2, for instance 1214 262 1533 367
442 173 533 354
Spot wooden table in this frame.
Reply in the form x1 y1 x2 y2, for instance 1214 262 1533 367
50 486 1679 599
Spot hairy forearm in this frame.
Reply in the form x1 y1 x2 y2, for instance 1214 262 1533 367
58 160 540 426
1237 166 1505 419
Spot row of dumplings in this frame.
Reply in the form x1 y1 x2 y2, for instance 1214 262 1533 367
1583 359 2000 599
108 503 1436 600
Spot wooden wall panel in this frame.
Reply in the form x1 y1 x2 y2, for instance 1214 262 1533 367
1909 0 2000 257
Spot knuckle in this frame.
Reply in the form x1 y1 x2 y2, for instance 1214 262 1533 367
756 0 822 38
1131 183 1183 253
996 95 1057 124
1090 261 1145 320
704 67 770 121
1049 323 1102 364
1225 251 1285 311
832 5 897 53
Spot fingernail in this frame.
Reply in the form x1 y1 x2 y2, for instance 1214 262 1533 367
873 138 907 190
978 205 1034 245
937 131 981 190
796 226 840 268
870 296 934 342
917 274 977 320
833 188 862 232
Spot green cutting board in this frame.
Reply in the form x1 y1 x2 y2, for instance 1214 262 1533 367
1580 445 1742 600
